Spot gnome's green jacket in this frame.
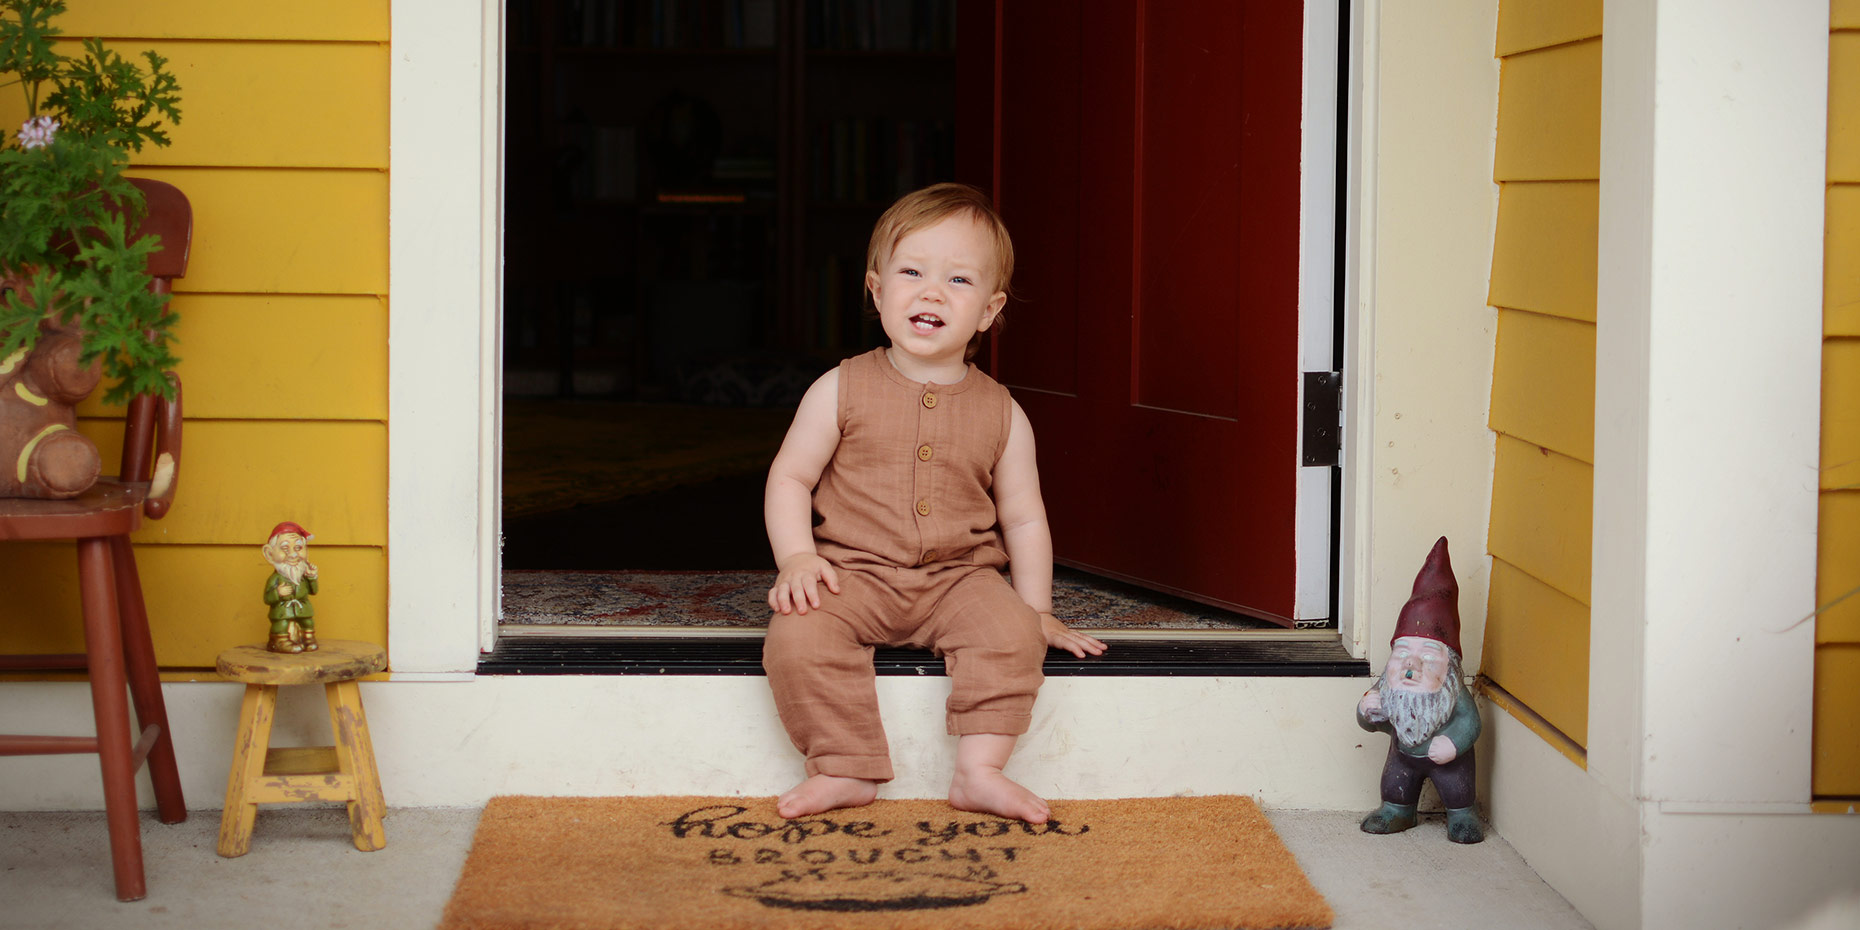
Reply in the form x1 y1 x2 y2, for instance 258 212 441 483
264 572 317 621
1357 687 1481 758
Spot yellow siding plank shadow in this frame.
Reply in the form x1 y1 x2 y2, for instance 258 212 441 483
0 544 385 670
1490 309 1596 463
1838 2 1860 31
1832 186 1860 337
53 2 388 42
1825 338 1860 492
76 295 389 422
126 169 388 295
1490 181 1600 323
1814 644 1860 797
1835 33 1859 183
1495 40 1602 182
1483 557 1590 747
1821 491 1860 645
1490 435 1594 605
73 419 387 547
99 42 388 169
1496 0 1603 57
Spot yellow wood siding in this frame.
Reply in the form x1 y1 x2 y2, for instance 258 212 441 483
1821 492 1860 646
1488 435 1594 605
1834 31 1858 183
1494 39 1603 182
1490 309 1597 464
1485 558 1590 746
1831 186 1860 336
125 169 389 295
1820 11 1860 800
1494 0 1602 58
75 296 389 422
1 545 386 669
112 42 389 169
1489 182 1600 323
0 3 391 671
70 420 387 546
1814 645 1860 797
52 3 387 41
1825 339 1860 494
1482 6 1603 754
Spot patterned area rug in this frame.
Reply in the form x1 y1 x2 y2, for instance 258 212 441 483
500 568 1278 631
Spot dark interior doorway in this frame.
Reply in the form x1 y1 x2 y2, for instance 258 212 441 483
501 0 967 570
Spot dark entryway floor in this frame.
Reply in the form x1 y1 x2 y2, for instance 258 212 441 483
502 469 771 571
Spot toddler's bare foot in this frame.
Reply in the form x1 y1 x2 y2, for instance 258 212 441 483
949 768 1051 824
776 774 878 819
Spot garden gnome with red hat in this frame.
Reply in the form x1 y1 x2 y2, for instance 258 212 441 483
1355 536 1485 843
262 521 319 653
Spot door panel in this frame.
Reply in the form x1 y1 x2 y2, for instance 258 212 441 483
991 0 1306 623
993 7 1083 398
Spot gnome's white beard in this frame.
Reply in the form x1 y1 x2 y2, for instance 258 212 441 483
1377 653 1463 751
273 559 306 587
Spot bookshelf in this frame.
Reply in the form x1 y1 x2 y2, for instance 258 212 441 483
504 0 965 398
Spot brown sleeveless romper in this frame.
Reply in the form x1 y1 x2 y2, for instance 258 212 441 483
762 348 1048 782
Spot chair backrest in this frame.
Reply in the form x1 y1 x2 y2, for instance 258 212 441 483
128 178 192 287
117 178 192 490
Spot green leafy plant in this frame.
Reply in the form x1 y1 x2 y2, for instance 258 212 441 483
0 0 181 404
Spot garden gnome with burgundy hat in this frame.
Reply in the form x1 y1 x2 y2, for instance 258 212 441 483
262 521 319 654
1355 536 1485 843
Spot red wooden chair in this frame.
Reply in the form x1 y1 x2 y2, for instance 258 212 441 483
0 178 191 901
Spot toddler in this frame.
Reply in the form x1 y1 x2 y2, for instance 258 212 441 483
762 182 1105 823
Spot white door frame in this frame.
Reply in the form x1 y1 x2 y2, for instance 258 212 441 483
392 0 1354 669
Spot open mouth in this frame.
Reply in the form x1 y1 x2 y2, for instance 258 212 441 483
909 313 946 332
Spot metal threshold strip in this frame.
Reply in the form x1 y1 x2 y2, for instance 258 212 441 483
479 629 1368 678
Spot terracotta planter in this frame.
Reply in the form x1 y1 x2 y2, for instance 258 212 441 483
0 271 105 499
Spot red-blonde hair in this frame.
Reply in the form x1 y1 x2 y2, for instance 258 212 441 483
864 183 1015 358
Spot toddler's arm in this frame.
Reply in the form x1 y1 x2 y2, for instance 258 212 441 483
995 400 1106 659
766 369 843 615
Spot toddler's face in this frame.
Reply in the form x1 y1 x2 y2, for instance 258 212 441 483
867 214 1007 370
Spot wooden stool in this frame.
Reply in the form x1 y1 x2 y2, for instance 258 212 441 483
215 639 387 858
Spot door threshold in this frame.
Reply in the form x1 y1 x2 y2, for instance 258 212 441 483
497 623 1339 643
481 629 1366 677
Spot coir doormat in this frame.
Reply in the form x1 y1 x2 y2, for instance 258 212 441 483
439 795 1333 930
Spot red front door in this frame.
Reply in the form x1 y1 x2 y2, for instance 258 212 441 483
982 0 1308 624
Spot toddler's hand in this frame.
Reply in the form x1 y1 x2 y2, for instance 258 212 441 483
1039 612 1107 659
769 555 841 615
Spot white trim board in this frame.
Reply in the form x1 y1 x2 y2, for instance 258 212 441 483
0 676 1386 810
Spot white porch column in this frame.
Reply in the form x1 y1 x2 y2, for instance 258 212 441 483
1589 0 1832 927
388 0 497 674
1594 0 1825 818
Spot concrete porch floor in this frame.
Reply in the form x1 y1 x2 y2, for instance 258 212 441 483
0 805 1594 929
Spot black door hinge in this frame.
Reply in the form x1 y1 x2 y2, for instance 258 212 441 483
1301 371 1342 467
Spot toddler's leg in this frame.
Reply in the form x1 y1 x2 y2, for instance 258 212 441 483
920 571 1051 823
950 733 1050 824
763 584 893 817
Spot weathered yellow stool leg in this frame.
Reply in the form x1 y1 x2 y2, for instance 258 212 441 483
217 683 277 858
326 679 385 851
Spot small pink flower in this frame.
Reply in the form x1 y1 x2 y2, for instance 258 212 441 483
18 116 60 149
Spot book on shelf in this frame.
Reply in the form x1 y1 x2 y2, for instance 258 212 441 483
811 117 954 204
806 0 956 52
541 0 778 49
